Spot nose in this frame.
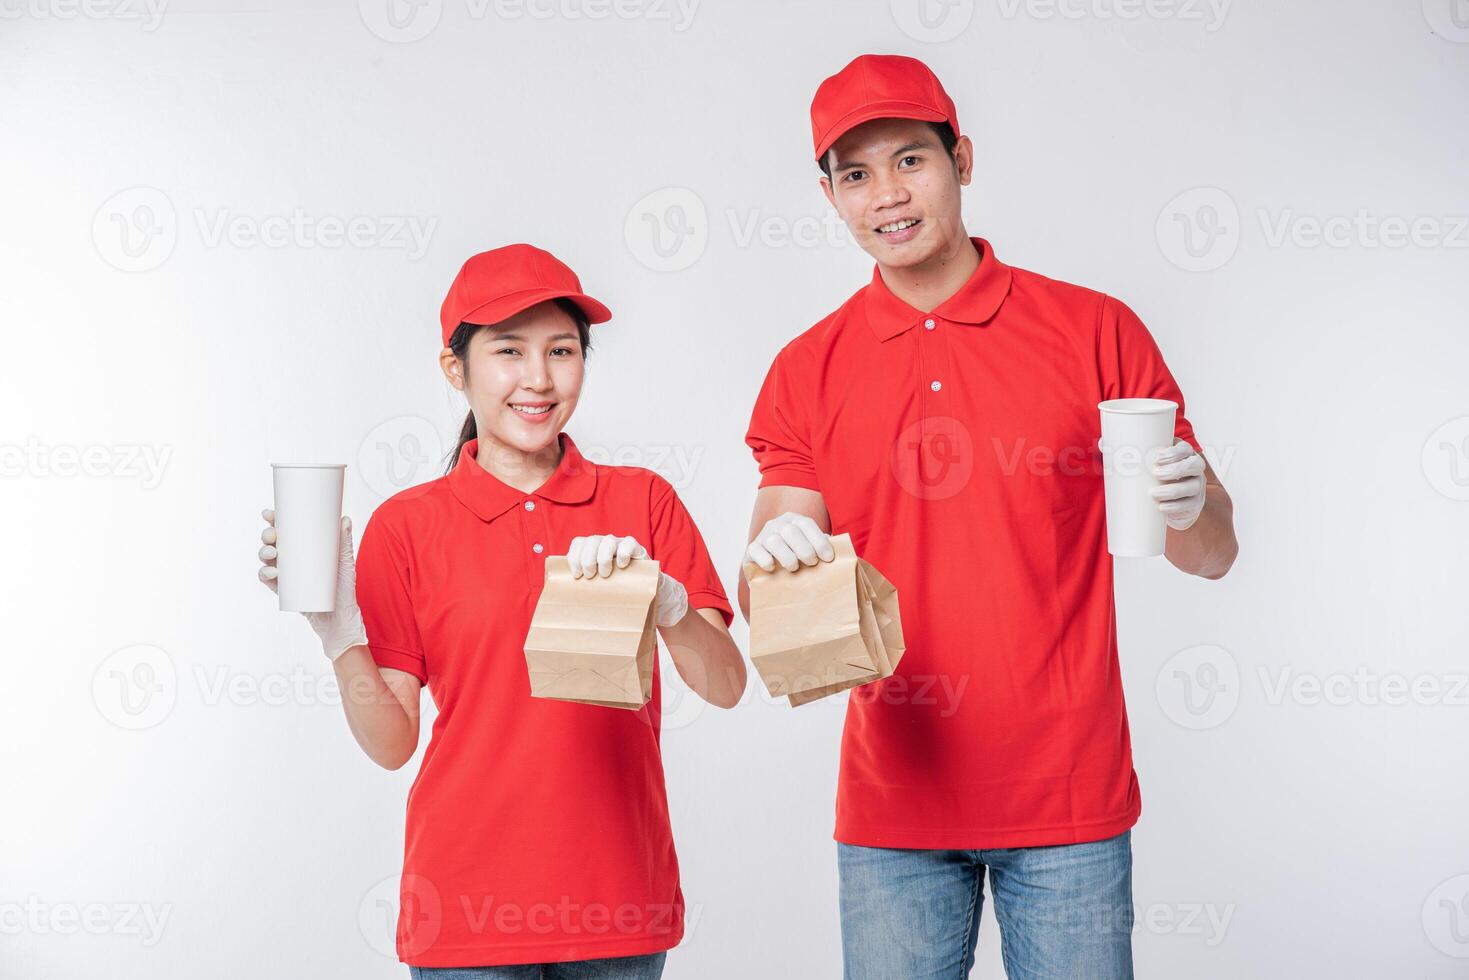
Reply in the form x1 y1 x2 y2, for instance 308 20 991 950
521 354 553 392
870 170 910 211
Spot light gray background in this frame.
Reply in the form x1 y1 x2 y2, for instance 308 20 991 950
5 0 1468 977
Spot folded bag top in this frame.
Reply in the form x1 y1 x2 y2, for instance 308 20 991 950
743 533 906 706
524 556 661 710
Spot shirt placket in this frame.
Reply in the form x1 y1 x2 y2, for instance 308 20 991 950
519 495 548 589
915 313 957 433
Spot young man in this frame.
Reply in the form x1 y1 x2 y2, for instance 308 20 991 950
740 54 1238 979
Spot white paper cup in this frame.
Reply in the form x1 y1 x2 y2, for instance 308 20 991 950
1098 399 1177 558
270 463 346 612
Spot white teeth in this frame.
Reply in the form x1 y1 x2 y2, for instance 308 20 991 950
510 405 551 416
878 218 919 233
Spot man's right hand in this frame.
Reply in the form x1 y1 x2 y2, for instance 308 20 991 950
745 511 836 573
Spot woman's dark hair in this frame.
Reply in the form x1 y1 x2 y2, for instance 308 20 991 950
443 296 593 473
817 120 958 179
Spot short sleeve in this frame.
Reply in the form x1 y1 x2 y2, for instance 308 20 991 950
744 346 821 491
354 509 429 685
647 478 734 627
1097 295 1202 455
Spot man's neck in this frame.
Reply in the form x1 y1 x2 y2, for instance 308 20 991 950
876 235 981 313
476 430 563 494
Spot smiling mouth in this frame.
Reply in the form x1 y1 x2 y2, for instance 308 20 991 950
875 217 921 234
509 403 554 416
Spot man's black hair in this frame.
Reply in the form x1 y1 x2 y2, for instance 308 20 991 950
817 120 959 179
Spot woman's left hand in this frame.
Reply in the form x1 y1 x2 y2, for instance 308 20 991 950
566 534 689 627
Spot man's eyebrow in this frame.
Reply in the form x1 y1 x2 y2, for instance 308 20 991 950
485 331 580 342
832 140 935 173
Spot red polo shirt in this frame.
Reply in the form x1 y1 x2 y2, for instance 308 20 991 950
746 238 1201 849
354 432 733 967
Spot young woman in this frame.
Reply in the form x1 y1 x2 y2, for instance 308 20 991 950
257 243 746 978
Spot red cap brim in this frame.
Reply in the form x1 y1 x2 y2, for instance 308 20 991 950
814 101 951 161
448 287 612 345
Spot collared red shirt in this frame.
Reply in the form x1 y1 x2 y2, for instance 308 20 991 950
355 432 732 967
746 237 1201 849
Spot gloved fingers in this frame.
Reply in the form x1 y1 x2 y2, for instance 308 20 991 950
261 524 276 546
1150 476 1204 502
760 531 802 572
595 535 619 578
746 539 777 573
791 515 835 562
258 564 279 593
1149 443 1203 478
778 523 821 567
566 536 588 578
614 535 646 568
338 516 355 560
259 543 277 563
261 507 275 525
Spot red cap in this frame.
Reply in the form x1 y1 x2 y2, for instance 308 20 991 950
810 54 961 162
439 244 612 347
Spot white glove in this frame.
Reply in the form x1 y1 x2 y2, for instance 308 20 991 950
566 534 689 628
259 508 368 662
1147 439 1207 531
746 511 835 573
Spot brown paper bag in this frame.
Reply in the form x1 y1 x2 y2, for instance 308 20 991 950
523 556 660 709
743 533 905 707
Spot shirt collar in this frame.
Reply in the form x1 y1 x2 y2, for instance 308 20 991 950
448 431 597 523
862 236 1014 342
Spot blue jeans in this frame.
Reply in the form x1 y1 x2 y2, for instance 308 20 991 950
408 951 665 980
839 830 1134 980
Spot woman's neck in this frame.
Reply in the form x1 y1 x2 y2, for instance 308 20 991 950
474 430 564 494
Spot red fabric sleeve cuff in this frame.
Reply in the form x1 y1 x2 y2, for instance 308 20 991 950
686 590 735 628
756 465 821 492
368 644 428 685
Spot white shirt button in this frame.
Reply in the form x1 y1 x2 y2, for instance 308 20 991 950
930 380 943 392
524 500 535 511
532 543 544 554
924 318 936 330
